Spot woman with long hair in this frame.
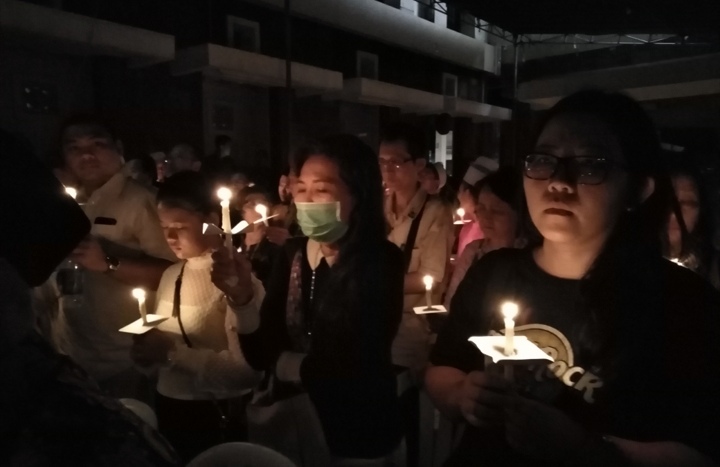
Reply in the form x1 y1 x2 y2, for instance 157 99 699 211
214 135 404 465
662 165 718 285
426 90 720 467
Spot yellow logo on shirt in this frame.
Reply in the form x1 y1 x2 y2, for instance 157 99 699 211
513 324 604 404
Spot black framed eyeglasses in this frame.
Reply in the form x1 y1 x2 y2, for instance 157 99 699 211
523 153 619 186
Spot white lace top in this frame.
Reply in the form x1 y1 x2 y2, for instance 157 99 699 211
154 252 263 400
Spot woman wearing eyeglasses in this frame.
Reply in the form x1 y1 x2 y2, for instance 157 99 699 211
425 90 720 467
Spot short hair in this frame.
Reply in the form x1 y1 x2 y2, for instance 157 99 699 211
380 122 427 160
156 171 215 215
215 135 232 147
59 114 117 145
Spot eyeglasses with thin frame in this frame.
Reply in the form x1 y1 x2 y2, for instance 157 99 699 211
379 157 413 170
523 153 622 185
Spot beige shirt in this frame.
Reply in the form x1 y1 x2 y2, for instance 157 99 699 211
386 189 453 370
154 253 263 400
34 172 176 381
386 189 453 311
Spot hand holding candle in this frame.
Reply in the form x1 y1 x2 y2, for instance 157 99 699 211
132 288 148 325
217 187 234 254
501 302 518 356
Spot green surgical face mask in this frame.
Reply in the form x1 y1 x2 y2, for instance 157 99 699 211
295 201 349 243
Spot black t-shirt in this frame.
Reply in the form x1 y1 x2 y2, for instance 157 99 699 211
431 247 720 467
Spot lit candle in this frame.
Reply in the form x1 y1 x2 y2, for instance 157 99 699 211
423 275 434 310
501 302 518 356
132 288 148 325
217 187 234 254
457 207 465 222
65 186 78 199
255 203 269 226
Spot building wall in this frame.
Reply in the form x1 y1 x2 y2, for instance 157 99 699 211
202 78 271 166
92 58 204 159
0 44 94 163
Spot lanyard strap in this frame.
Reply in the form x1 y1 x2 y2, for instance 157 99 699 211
171 261 192 348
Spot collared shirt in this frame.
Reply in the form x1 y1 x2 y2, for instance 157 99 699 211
35 172 176 382
385 188 453 312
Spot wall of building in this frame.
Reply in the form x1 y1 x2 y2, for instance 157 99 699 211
92 58 204 159
0 44 94 163
202 78 271 165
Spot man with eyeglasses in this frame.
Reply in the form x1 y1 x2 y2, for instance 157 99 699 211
379 122 453 466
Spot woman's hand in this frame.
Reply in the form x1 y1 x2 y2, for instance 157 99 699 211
457 371 512 428
505 395 591 463
211 248 254 306
131 329 175 367
266 226 291 246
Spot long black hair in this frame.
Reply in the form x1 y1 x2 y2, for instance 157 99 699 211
661 164 714 276
293 135 387 329
293 135 386 253
533 90 674 372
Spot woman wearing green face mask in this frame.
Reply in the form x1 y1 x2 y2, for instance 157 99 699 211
232 135 405 465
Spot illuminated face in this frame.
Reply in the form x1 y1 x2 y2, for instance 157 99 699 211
378 141 424 194
523 113 628 246
420 167 440 194
668 175 700 246
63 128 123 187
158 203 214 259
295 154 353 224
475 187 517 244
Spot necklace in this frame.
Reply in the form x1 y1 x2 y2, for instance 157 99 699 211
309 246 324 305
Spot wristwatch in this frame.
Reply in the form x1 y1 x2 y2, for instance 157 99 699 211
105 255 120 273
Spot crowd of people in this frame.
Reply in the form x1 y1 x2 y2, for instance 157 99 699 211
2 89 720 467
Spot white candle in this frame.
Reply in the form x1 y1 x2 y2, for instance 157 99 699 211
255 203 269 226
217 187 234 254
132 288 148 325
501 302 518 356
65 186 78 199
423 275 434 309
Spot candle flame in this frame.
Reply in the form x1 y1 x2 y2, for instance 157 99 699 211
65 187 77 199
131 288 146 300
255 203 268 217
457 208 465 218
216 187 232 201
423 275 434 291
501 302 518 320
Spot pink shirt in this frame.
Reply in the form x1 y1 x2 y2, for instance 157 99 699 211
457 221 483 257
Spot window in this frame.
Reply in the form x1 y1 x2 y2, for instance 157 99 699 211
357 51 379 80
227 16 260 52
376 0 401 8
417 0 435 22
442 73 458 97
435 131 454 175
